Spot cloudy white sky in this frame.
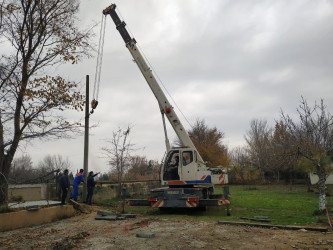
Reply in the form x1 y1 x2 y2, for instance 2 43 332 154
16 0 333 173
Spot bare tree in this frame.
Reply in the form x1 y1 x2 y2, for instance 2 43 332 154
101 126 134 197
37 154 71 194
244 119 273 181
37 154 72 198
230 146 250 170
37 154 71 172
8 154 34 183
0 1 3 32
8 154 62 184
281 97 333 211
229 146 251 183
0 0 92 204
125 156 159 181
271 121 300 185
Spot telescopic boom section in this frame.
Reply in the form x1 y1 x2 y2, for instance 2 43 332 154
103 4 204 164
103 4 132 44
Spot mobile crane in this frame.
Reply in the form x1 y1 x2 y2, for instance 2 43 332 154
103 4 230 211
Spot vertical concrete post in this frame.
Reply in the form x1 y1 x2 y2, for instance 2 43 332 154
82 75 89 200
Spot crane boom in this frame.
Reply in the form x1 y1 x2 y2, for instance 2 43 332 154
103 4 204 164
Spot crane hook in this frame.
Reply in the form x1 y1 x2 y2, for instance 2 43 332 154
90 99 98 114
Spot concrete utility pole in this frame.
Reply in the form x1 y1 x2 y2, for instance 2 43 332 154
82 75 89 200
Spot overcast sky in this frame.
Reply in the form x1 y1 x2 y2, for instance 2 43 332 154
17 0 333 173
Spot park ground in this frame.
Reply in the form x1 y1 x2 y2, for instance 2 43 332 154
1 184 333 249
0 207 332 250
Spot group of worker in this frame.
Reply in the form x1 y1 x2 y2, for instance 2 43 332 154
59 169 100 205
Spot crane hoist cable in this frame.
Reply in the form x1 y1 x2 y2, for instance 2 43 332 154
91 14 107 114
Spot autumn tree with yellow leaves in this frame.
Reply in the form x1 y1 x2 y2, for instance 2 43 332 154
0 0 92 204
187 119 230 168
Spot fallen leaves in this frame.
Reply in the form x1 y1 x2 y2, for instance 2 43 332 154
52 231 90 250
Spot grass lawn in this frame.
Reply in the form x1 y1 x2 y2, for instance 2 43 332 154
99 184 333 227
218 185 332 226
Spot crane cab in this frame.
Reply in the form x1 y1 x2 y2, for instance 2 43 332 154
162 148 212 186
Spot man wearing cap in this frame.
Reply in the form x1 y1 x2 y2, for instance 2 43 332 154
60 169 70 205
86 171 100 205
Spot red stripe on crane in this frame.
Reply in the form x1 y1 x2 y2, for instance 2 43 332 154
152 200 164 208
168 181 186 185
219 174 225 184
218 200 230 205
186 201 198 207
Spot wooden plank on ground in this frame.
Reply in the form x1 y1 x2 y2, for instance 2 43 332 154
218 221 328 232
240 217 271 222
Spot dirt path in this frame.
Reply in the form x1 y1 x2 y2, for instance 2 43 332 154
0 209 332 249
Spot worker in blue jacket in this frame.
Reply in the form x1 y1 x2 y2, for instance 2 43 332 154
70 169 85 201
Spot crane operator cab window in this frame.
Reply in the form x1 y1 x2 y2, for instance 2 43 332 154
163 151 180 180
182 151 194 166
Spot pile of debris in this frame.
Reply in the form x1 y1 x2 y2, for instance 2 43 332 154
53 231 90 249
95 210 136 221
69 199 94 214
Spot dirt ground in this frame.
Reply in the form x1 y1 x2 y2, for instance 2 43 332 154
0 206 333 250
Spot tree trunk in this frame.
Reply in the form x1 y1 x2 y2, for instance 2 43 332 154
117 169 122 198
0 158 11 205
0 175 9 205
289 171 293 191
0 73 25 205
118 180 122 198
306 173 312 192
316 165 327 211
0 112 8 205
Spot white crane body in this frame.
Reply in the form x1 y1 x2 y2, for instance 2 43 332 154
103 4 229 210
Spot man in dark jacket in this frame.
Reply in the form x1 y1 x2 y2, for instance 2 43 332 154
167 155 179 180
60 169 70 205
70 169 85 201
86 171 100 205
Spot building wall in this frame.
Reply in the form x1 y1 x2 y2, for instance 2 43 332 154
93 180 161 201
0 205 76 232
309 173 333 185
8 184 51 202
8 181 161 202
